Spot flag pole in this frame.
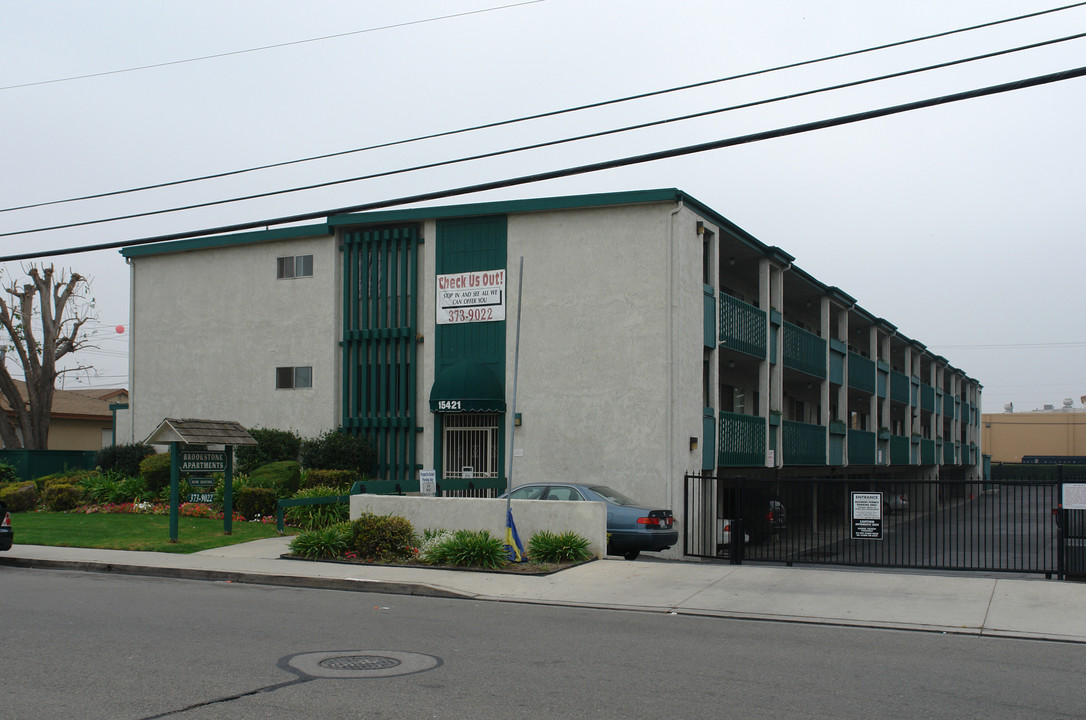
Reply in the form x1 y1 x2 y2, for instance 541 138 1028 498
504 257 525 560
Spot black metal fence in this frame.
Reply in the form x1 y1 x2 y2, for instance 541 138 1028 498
684 471 1076 578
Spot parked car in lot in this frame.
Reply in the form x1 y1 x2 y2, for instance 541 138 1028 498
716 518 750 553
720 488 787 544
500 483 677 560
0 500 13 551
883 493 909 514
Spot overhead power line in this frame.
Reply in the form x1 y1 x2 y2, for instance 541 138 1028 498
0 1 545 92
3 63 1085 263
3 0 1083 214
5 30 1086 239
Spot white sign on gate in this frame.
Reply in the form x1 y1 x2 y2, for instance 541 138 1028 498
1064 483 1086 510
436 269 506 324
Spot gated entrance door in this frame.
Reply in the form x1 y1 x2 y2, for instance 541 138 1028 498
684 473 1063 577
442 413 501 487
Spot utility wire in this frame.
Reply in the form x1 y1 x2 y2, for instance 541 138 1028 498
3 63 1085 263
5 30 1085 239
3 0 1083 214
0 1 545 92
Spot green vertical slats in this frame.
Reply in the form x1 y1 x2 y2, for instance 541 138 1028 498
342 225 419 485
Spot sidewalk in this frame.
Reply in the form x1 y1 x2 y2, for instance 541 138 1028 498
3 538 1084 643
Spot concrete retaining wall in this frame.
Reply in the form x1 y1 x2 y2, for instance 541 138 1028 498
349 495 607 558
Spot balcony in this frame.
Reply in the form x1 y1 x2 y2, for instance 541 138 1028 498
718 411 766 466
890 435 910 464
848 429 876 465
783 420 826 465
848 352 875 394
890 370 910 404
720 295 767 359
921 439 936 465
943 441 956 465
943 393 956 417
783 322 826 378
919 384 935 412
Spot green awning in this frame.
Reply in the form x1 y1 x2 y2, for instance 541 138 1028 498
429 359 506 413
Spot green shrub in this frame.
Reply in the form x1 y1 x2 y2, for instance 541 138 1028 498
139 453 173 495
301 468 359 491
348 512 417 562
233 486 278 520
426 529 507 569
0 462 17 484
235 428 302 475
42 482 85 512
284 486 349 530
289 523 350 559
248 461 301 496
0 481 39 512
528 530 593 563
300 430 377 475
78 472 117 504
95 443 154 478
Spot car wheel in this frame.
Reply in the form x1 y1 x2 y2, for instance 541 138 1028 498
624 550 640 561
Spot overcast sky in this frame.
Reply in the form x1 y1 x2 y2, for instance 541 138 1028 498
2 0 1084 414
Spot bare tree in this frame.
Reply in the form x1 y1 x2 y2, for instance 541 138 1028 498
0 265 95 449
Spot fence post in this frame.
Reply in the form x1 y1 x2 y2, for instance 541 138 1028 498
731 476 745 565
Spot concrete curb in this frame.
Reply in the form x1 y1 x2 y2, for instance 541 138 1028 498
0 556 472 599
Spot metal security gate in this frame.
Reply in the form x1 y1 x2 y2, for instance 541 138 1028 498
441 413 501 496
684 473 1065 577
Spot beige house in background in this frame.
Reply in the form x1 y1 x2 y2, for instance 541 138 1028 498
982 403 1086 463
1 381 128 451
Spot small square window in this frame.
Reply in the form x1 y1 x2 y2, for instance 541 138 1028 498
294 366 312 388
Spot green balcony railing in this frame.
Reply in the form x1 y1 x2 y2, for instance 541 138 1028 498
943 393 956 417
919 383 935 412
783 322 826 378
848 429 876 465
921 439 936 465
943 441 956 464
889 435 910 464
890 370 910 404
718 411 766 466
720 294 767 359
783 420 826 465
848 352 876 394
960 403 970 425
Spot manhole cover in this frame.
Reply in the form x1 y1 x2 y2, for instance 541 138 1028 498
285 651 441 679
320 655 401 671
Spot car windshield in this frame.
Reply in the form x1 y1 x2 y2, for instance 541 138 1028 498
588 486 641 506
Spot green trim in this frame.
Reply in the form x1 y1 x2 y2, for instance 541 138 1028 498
329 189 686 227
121 223 331 258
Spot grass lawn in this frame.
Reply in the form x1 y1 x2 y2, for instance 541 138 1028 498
13 512 289 554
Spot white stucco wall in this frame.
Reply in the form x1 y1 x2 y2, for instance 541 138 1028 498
350 494 608 558
127 233 340 443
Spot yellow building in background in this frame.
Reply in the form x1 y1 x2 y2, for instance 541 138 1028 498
982 400 1086 463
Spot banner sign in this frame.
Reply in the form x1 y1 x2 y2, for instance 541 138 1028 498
436 269 505 324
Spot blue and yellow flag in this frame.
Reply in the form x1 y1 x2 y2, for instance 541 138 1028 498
504 507 526 562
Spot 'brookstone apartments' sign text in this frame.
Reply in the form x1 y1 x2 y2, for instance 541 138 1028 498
180 450 227 473
436 269 505 324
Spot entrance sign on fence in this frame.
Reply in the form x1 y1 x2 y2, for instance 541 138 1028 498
1064 484 1086 510
851 492 883 540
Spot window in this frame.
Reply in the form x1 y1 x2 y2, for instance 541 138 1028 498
277 255 313 279
276 366 313 389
